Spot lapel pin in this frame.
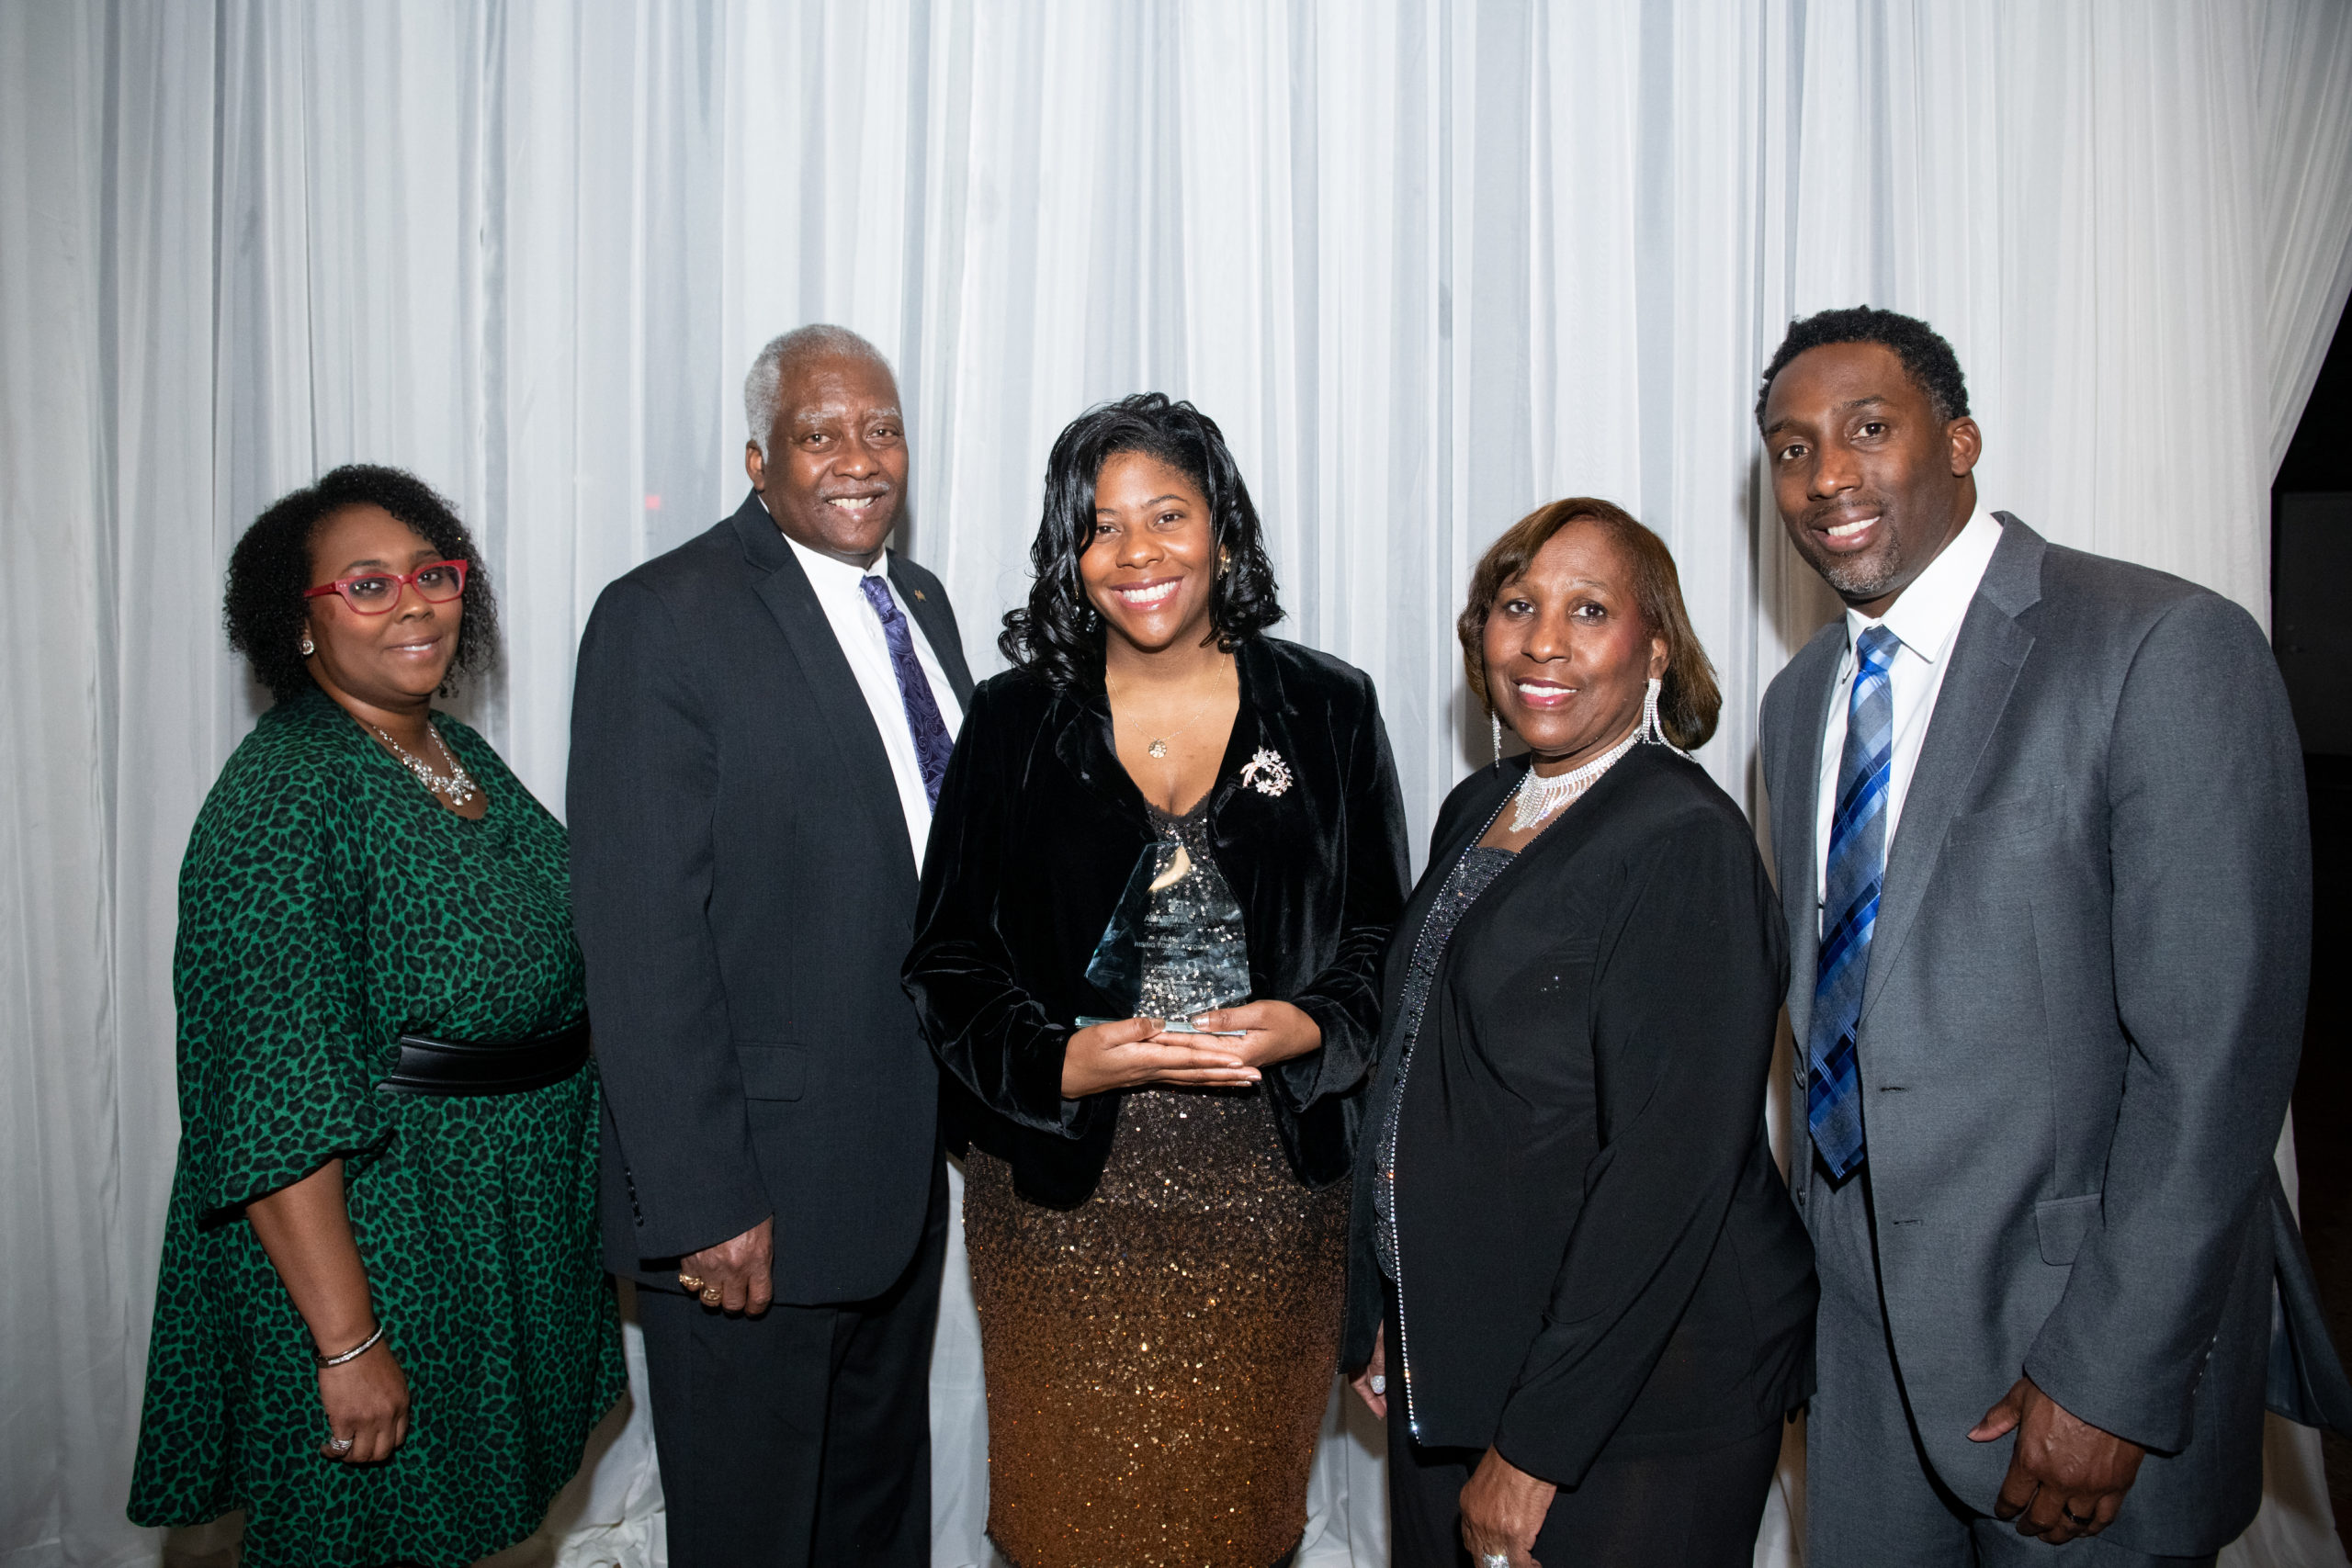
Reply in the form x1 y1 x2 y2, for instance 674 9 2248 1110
1240 748 1293 797
912 589 925 601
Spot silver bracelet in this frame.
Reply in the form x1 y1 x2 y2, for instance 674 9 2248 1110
312 1323 385 1368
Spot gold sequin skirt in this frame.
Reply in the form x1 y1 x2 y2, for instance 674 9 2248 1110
965 1084 1348 1568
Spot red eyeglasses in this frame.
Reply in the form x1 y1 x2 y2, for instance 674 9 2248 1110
303 559 469 615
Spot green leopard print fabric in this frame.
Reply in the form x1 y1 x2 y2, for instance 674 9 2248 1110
129 686 625 1568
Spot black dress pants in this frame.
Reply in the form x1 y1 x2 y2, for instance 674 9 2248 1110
1388 1399 1781 1568
1385 1286 1781 1568
639 1156 948 1568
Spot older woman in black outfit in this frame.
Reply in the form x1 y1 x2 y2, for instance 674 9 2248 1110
906 394 1410 1568
1345 498 1816 1568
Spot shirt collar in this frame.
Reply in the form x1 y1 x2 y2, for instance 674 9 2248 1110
766 503 891 598
1845 507 2003 665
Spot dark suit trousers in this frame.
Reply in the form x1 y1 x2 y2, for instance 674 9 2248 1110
1383 1284 1781 1568
1805 1165 2216 1568
639 1156 948 1568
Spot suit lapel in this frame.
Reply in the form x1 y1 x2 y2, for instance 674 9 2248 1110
731 498 912 876
1208 638 1280 819
1857 517 2045 1029
1774 627 1845 1045
1051 687 1154 837
888 554 976 705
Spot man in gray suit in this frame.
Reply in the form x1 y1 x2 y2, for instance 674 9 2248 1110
1755 306 2349 1564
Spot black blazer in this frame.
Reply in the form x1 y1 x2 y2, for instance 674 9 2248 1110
569 492 975 1302
903 637 1411 1209
1344 744 1816 1488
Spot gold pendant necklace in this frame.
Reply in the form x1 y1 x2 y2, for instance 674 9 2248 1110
1142 700 1216 760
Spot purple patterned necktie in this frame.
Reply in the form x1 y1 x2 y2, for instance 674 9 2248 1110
859 575 954 807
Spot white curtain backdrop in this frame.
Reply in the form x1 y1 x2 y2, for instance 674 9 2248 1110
6 3 2352 1566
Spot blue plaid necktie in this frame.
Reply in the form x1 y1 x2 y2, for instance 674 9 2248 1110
859 575 954 807
1808 625 1900 1182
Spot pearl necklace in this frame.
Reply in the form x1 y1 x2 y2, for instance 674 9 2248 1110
1509 728 1640 833
368 718 480 808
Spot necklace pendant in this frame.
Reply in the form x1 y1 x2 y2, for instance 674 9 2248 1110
1148 739 1169 759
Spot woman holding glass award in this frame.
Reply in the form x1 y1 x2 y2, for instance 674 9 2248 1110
905 394 1410 1568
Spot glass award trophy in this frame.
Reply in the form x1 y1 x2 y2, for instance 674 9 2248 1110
1077 836 1251 1035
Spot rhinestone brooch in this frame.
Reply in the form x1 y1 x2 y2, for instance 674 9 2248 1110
1239 747 1292 796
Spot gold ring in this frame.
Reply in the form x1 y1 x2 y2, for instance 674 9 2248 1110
677 1274 706 1292
699 1286 723 1305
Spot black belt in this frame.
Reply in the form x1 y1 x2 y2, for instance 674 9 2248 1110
377 1019 591 1098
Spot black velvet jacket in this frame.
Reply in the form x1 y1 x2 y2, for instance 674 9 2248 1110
904 636 1412 1209
1344 745 1817 1487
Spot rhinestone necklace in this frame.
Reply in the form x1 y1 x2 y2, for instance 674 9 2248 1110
1509 727 1640 833
368 718 480 808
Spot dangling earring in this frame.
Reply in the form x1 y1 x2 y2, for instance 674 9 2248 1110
300 634 315 656
1641 675 1688 754
1490 708 1504 766
1216 548 1230 578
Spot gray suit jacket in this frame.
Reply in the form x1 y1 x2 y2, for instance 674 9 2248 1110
1758 514 2351 1553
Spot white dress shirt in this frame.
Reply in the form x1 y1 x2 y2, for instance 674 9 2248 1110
781 531 965 872
1814 509 2004 915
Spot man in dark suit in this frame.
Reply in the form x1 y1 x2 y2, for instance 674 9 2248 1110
569 324 974 1566
1755 306 2350 1564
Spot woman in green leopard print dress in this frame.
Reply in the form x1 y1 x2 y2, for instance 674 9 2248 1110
130 468 625 1568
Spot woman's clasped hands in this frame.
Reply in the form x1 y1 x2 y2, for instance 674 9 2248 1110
1058 1000 1322 1099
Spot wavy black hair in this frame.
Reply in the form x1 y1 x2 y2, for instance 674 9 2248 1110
225 464 499 703
1756 305 1971 426
999 393 1283 690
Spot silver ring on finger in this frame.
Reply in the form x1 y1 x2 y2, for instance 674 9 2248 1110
2061 1504 2095 1528
1481 1554 1511 1568
328 1435 355 1454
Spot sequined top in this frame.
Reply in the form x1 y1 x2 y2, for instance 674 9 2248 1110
1371 841 1517 1279
1136 799 1251 1022
961 804 1348 1568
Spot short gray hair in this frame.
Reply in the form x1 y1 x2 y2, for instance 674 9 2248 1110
744 324 897 457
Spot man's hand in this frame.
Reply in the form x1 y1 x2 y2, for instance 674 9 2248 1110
679 1216 775 1315
1969 1375 2146 1541
1459 1445 1556 1568
1350 1324 1387 1419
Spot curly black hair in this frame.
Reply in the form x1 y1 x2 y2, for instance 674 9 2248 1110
1755 305 1971 427
999 393 1283 690
225 464 499 704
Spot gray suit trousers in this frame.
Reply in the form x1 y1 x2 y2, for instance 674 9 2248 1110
1807 1165 2216 1568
